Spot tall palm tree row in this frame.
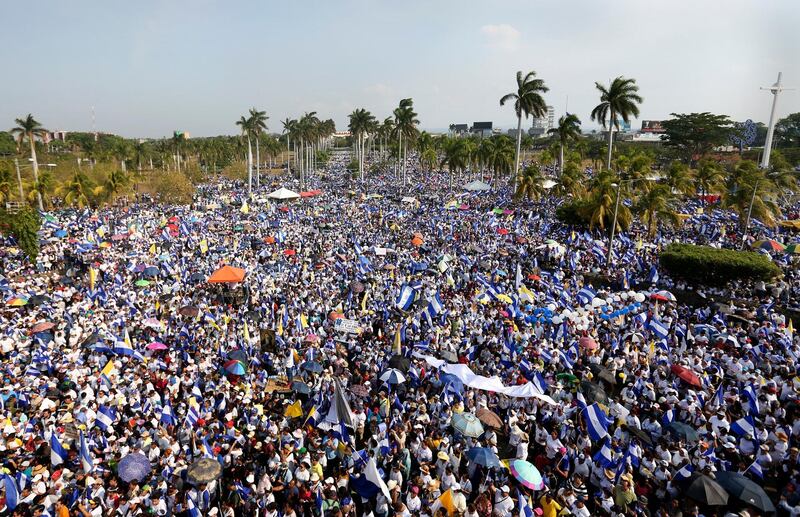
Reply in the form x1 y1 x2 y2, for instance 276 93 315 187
500 71 549 187
11 114 48 210
591 77 643 172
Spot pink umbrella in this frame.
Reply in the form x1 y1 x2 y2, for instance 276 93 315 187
304 334 319 343
579 336 598 350
146 342 168 351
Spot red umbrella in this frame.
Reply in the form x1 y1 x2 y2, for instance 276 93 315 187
497 228 509 235
527 274 541 281
579 336 598 350
283 249 297 256
671 364 702 388
29 321 55 335
650 293 670 302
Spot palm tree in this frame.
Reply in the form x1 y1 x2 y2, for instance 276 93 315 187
282 118 296 175
548 114 581 172
393 99 419 185
348 108 377 181
417 131 437 171
500 71 549 186
11 114 47 210
481 136 515 182
440 137 469 190
92 170 130 203
56 171 92 208
235 115 254 192
249 108 268 188
515 163 546 201
0 165 12 204
555 161 586 198
585 169 633 232
635 184 679 236
724 160 782 228
591 77 643 172
23 171 54 209
663 161 695 196
133 140 152 171
694 158 725 205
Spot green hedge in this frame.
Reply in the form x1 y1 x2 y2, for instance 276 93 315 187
659 243 781 286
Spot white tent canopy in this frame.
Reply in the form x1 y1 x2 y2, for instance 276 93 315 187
462 180 491 192
266 187 301 200
401 196 418 204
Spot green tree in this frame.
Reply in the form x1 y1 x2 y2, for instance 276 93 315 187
515 163 545 201
93 170 130 203
694 158 725 203
663 160 695 196
393 99 420 185
591 77 643 172
236 115 254 192
500 71 549 186
440 137 470 190
24 170 54 208
348 108 377 180
585 170 632 232
660 112 734 164
723 160 781 228
0 162 12 203
635 184 679 236
10 114 48 210
775 112 800 148
57 171 93 208
548 114 581 171
555 161 585 198
249 108 268 188
1 208 41 262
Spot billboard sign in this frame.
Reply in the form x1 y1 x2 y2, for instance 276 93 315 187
641 120 665 133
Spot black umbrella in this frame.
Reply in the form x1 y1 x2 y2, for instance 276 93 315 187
291 381 311 395
624 425 654 447
714 471 775 513
227 349 248 363
179 306 200 317
665 421 700 443
589 364 616 385
27 295 51 306
80 332 100 347
580 380 608 404
684 474 728 506
188 272 205 283
387 355 411 372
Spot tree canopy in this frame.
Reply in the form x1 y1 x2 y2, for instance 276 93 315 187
776 112 800 148
660 112 734 163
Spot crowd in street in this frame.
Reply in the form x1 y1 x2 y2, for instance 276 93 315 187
1 154 799 517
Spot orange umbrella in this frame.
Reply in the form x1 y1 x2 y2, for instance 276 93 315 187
670 364 702 388
207 265 246 283
264 236 276 244
411 236 424 247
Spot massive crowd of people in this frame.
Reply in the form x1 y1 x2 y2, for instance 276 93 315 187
1 154 799 517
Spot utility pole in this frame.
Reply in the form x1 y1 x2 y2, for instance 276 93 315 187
759 72 794 169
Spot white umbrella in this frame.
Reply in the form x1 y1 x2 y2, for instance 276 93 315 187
379 368 406 384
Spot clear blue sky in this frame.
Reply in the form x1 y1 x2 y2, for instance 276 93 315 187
2 0 798 138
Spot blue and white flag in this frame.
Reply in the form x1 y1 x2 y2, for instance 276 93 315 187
674 463 694 481
662 409 675 425
647 265 659 284
730 415 757 437
593 439 614 467
2 474 19 511
51 432 68 466
160 399 176 427
79 431 93 473
744 460 763 480
576 287 596 306
185 406 200 428
395 285 416 311
647 317 669 339
582 403 612 441
517 489 535 517
743 384 760 416
95 405 117 431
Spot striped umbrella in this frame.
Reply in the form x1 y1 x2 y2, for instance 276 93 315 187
752 239 785 252
784 243 800 254
223 360 247 376
451 412 484 438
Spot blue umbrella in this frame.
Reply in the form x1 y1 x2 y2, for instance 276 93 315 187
301 361 323 373
54 229 68 238
466 447 502 469
118 452 152 483
142 266 160 278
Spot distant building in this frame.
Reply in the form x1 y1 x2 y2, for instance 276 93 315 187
49 130 68 142
470 122 493 137
449 124 469 135
334 130 351 138
529 106 555 137
640 120 665 134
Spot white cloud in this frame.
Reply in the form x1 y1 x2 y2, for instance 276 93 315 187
480 24 521 51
